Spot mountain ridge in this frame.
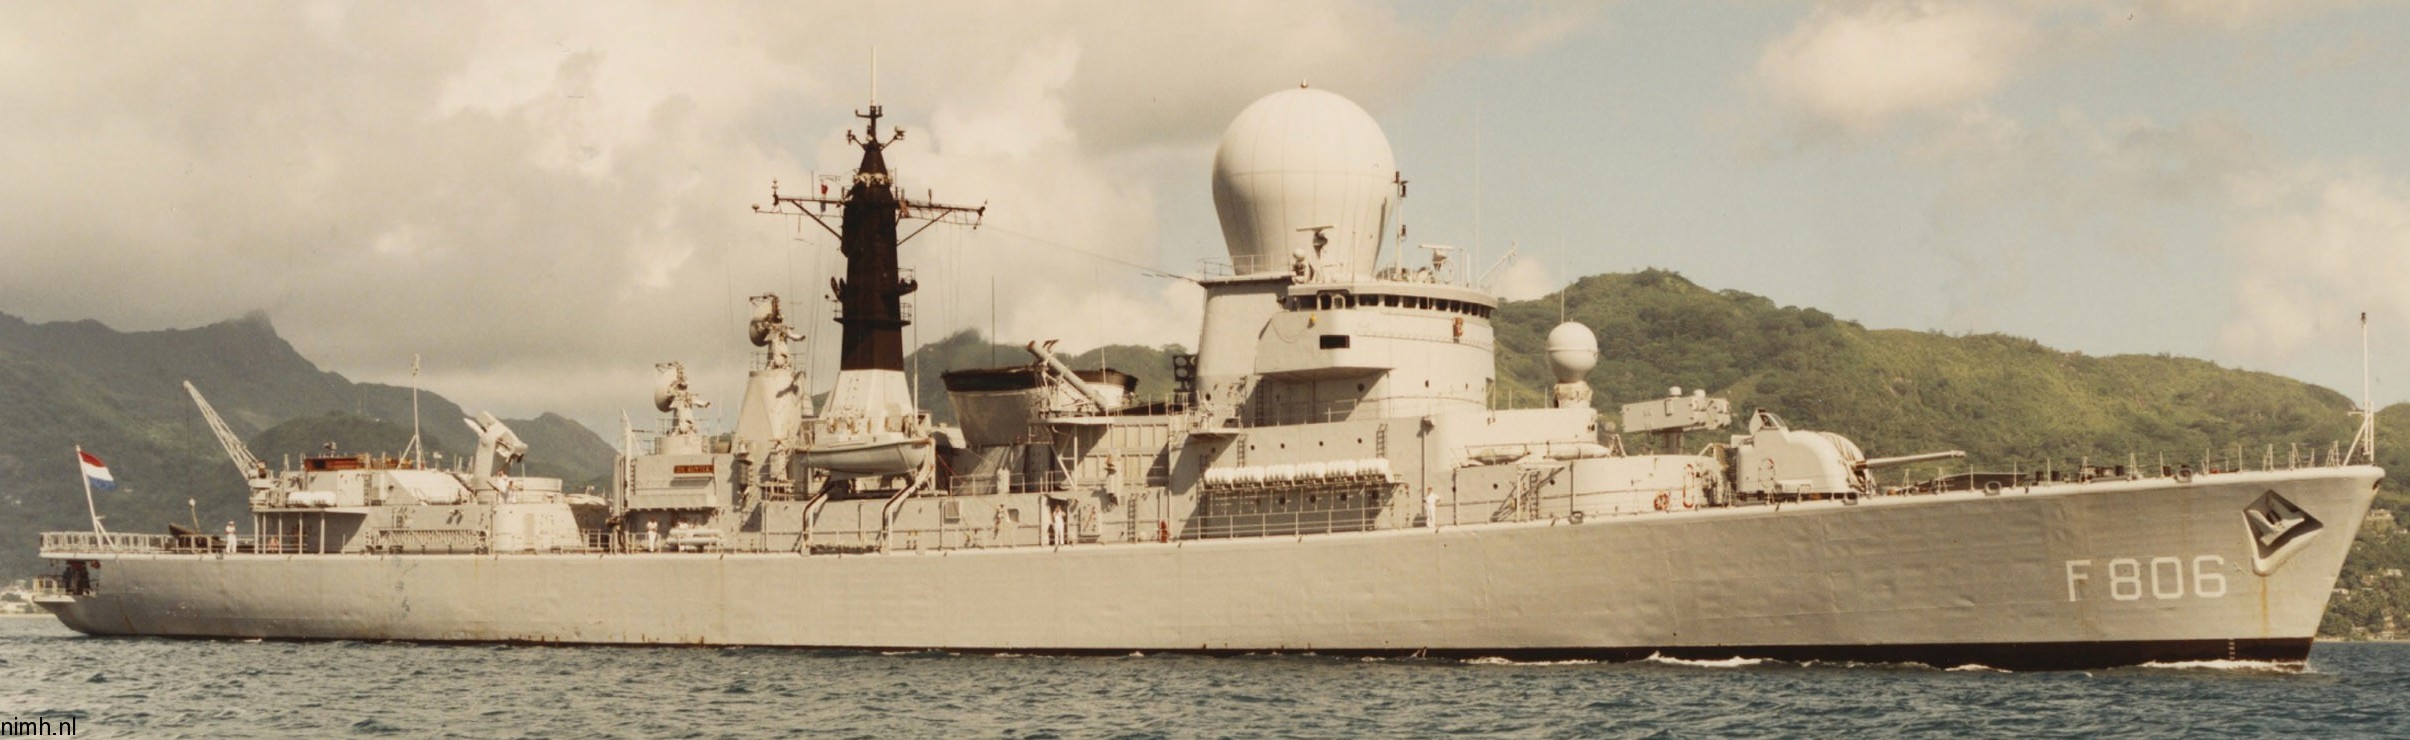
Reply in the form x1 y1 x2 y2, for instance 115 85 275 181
0 310 617 579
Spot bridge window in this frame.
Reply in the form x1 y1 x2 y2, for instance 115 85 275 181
1321 335 1351 349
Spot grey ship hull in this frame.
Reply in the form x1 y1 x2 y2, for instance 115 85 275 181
42 467 2377 670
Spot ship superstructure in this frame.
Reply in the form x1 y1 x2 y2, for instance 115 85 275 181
32 87 2382 671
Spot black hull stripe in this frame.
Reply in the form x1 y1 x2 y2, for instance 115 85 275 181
56 625 2312 672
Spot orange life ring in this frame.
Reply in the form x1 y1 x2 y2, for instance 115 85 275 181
1652 492 1669 512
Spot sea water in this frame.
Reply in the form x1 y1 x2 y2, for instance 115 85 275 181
4 618 2407 737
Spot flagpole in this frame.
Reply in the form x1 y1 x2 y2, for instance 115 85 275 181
76 445 107 543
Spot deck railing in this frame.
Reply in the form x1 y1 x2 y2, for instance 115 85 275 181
365 528 488 554
38 531 324 555
36 439 2373 559
30 575 71 598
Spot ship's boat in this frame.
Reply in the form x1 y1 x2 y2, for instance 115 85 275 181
792 427 933 477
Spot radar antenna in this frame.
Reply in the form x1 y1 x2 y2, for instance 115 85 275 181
184 381 270 488
654 362 709 435
1411 244 1458 284
748 294 806 370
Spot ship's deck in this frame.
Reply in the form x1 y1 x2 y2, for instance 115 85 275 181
39 463 2380 560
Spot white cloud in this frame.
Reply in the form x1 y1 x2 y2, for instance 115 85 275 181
1742 1 2361 343
1886 106 2272 329
999 279 1206 355
1756 1 2036 136
1912 107 2270 243
2218 169 2410 364
1488 254 1557 302
2137 0 2343 29
0 2 1588 431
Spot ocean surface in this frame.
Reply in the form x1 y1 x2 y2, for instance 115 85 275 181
4 617 2408 738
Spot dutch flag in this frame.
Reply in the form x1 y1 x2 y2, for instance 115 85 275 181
79 450 116 492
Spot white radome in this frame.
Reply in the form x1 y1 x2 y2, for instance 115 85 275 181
1210 86 1397 278
1546 321 1600 383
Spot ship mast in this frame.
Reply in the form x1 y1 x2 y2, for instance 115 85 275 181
2349 311 2376 464
756 103 984 373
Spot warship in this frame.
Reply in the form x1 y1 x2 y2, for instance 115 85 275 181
34 87 2382 671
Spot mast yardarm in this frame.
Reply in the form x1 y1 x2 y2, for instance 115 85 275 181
756 103 985 371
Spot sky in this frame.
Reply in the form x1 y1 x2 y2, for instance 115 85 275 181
4 1 2408 436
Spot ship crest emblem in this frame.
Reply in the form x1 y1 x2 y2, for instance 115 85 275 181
2243 490 2323 576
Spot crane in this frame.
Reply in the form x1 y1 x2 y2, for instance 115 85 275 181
183 381 271 490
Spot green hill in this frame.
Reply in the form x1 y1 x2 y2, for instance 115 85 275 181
0 312 617 578
905 329 1187 425
1492 270 2403 637
1492 270 2365 465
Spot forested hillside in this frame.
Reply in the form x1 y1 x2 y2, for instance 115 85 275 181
0 312 616 578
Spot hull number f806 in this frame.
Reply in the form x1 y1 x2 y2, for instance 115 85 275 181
2065 556 2228 602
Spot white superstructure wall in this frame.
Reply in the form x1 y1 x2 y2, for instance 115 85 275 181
1194 276 1290 419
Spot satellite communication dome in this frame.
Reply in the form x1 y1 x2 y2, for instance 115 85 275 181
1546 322 1600 383
1211 87 1397 278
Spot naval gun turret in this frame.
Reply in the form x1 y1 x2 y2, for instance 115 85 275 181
1728 408 1965 498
